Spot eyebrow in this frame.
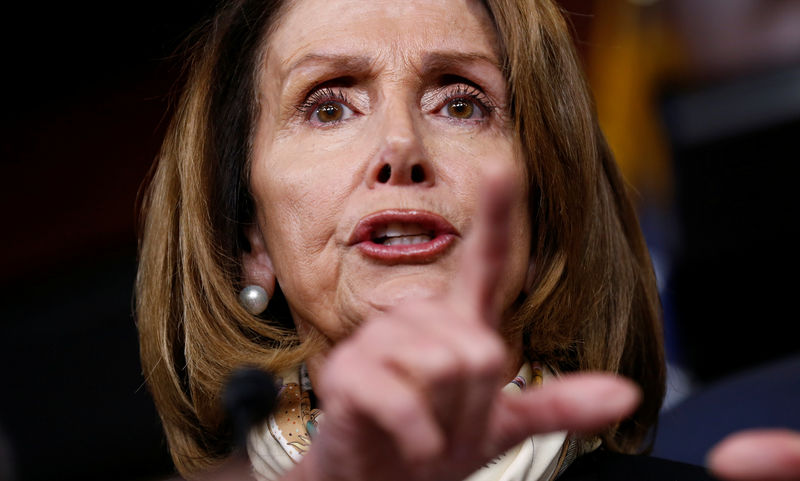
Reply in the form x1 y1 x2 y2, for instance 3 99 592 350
284 53 374 78
420 51 501 74
283 50 500 78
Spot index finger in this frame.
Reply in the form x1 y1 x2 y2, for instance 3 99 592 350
453 164 516 326
708 429 800 481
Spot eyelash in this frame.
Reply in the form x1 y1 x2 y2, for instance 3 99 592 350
295 83 496 122
296 87 352 117
441 84 496 117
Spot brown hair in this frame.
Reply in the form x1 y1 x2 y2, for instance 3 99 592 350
136 0 665 476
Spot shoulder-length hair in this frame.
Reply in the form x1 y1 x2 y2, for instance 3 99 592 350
136 0 665 476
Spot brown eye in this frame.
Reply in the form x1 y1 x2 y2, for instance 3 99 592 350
310 100 354 124
446 98 476 119
316 102 343 122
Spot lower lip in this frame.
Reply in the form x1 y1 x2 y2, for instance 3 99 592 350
356 234 457 263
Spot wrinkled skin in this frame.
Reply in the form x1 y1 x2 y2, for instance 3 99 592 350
207 0 800 479
240 0 640 480
238 0 643 480
245 0 532 370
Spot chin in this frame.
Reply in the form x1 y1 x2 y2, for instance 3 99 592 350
353 269 454 314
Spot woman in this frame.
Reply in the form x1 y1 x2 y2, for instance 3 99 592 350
136 0 700 479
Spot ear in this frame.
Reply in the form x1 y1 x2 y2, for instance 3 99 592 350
241 223 276 299
523 258 536 294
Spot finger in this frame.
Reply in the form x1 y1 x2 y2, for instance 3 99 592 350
446 329 506 461
486 373 641 456
362 306 504 442
385 304 506 458
318 350 445 463
358 312 507 478
454 164 516 325
360 312 465 428
708 429 800 481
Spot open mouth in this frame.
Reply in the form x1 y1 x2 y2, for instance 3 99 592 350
350 210 459 262
371 223 435 246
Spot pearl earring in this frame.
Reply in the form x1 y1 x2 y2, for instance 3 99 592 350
239 285 269 315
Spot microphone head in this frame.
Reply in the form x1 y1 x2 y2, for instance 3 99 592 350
222 366 279 451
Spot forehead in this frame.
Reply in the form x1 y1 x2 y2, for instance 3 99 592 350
267 0 500 76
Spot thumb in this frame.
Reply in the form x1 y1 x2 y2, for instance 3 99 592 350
486 373 641 456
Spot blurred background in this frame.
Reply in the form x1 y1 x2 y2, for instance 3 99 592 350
1 1 798 480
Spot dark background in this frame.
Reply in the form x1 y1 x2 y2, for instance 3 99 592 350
1 1 798 481
0 2 217 480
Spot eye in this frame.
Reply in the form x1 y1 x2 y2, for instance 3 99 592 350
312 100 354 124
436 84 494 121
445 98 481 120
298 87 357 126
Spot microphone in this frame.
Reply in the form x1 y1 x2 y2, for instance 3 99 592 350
186 368 278 481
222 366 280 452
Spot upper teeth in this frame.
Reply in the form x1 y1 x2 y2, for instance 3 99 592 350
383 235 432 246
373 222 433 245
374 222 429 238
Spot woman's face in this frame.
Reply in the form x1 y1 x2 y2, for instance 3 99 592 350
247 0 532 343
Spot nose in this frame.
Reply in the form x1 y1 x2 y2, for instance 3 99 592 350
365 105 435 188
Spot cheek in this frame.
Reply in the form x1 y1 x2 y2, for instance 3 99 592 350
250 142 356 308
432 131 526 209
254 133 351 247
433 133 531 288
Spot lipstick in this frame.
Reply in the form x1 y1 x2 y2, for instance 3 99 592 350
349 209 459 263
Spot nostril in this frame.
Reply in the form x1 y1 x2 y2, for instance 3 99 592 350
411 164 425 183
377 164 391 183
